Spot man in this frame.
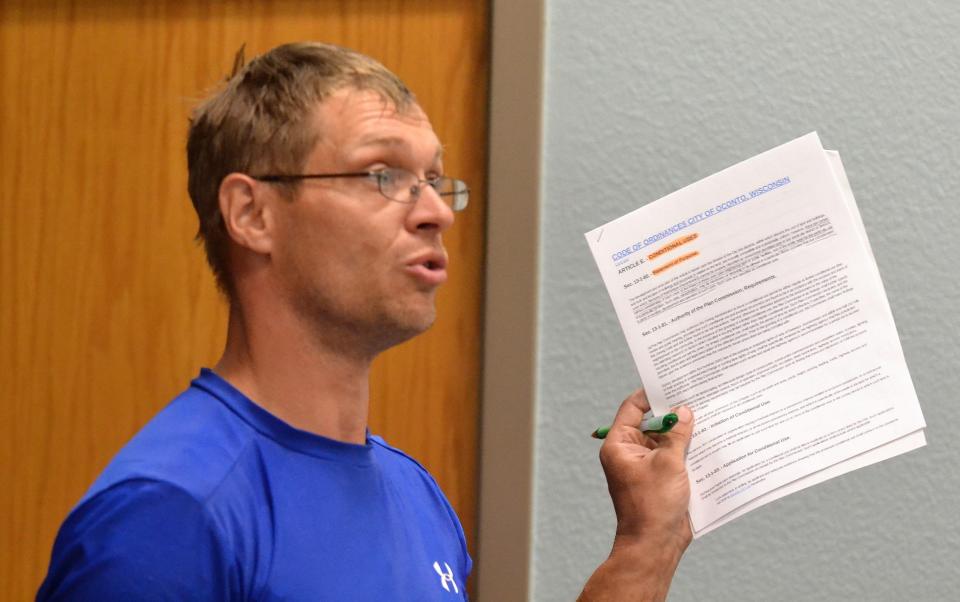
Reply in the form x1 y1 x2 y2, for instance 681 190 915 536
38 42 694 600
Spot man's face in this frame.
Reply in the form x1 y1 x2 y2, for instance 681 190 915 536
268 88 454 354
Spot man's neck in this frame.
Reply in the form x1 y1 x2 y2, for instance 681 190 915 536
214 301 373 445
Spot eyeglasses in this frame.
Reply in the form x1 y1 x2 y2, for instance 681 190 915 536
251 167 470 211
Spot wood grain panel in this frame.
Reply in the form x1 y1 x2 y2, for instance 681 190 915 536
0 1 488 597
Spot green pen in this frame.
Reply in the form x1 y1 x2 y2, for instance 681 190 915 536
591 413 678 439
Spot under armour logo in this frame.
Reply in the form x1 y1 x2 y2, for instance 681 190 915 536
433 561 459 594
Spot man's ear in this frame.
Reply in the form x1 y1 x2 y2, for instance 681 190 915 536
219 173 274 255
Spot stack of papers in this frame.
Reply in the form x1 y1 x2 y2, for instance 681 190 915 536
585 133 925 537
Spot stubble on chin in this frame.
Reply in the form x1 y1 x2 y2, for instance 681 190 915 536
292 286 438 358
373 294 438 348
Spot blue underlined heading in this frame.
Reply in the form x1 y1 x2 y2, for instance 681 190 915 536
611 176 792 265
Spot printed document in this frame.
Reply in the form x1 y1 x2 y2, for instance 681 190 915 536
585 133 925 536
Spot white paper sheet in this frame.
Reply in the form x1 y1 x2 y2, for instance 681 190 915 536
585 133 925 536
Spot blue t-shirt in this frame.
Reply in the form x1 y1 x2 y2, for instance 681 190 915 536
38 369 471 600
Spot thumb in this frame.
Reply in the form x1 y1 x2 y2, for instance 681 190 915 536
657 406 694 458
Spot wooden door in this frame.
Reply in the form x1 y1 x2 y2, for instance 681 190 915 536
0 1 488 597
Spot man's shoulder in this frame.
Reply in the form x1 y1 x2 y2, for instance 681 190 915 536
368 435 472 578
86 375 261 505
38 373 278 600
369 435 463 519
37 476 240 601
369 434 435 479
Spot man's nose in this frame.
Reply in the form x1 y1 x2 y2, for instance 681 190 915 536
407 183 455 232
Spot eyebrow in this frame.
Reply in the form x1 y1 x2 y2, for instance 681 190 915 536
356 136 444 162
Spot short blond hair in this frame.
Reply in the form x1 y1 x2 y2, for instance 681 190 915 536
186 42 416 297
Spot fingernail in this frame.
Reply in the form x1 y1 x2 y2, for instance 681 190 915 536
677 406 693 422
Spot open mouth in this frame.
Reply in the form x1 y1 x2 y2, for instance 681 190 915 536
407 253 448 285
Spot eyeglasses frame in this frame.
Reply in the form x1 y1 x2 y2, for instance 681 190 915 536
250 168 469 212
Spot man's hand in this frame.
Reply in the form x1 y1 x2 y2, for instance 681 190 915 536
579 389 694 602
